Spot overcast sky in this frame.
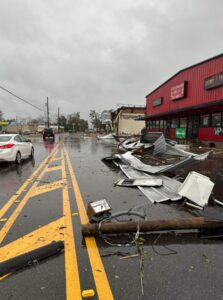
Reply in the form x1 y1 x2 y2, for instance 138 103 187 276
0 0 222 121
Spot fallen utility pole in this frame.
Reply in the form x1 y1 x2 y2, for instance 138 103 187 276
82 217 223 236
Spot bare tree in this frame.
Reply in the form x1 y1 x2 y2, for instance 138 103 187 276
89 110 102 130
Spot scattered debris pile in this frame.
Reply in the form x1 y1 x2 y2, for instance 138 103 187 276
97 133 114 140
95 133 223 296
102 132 219 208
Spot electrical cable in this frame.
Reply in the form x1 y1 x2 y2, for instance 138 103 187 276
97 209 145 247
151 233 178 256
0 85 45 112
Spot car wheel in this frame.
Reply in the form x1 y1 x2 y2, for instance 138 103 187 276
15 152 21 165
30 147 34 158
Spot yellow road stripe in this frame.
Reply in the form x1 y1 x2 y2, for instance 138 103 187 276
0 147 59 245
64 146 114 300
51 157 62 162
45 165 62 172
0 217 65 263
30 180 65 197
0 151 56 220
61 149 82 300
0 273 11 281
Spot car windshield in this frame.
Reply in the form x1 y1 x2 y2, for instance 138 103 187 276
0 136 12 142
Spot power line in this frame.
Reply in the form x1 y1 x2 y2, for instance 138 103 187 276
0 85 45 112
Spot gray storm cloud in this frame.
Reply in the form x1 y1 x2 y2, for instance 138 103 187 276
0 0 222 120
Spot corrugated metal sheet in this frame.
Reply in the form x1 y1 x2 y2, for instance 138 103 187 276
153 134 166 155
120 165 182 203
118 151 209 174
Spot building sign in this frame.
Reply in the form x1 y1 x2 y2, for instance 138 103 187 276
171 81 187 100
205 72 223 90
0 121 9 125
152 97 163 107
176 128 186 139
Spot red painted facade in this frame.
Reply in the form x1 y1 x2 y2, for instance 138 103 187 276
145 54 223 144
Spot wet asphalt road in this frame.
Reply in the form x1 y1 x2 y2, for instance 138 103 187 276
0 134 223 300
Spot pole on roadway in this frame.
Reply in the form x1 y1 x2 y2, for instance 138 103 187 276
46 97 50 128
81 217 223 236
58 107 60 133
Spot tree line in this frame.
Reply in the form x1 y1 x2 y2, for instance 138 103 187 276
0 109 106 132
59 110 104 132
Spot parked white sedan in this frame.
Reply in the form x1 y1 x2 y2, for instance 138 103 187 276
0 134 34 164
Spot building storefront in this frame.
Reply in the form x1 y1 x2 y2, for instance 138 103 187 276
145 54 223 146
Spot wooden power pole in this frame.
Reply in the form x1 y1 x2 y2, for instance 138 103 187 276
46 97 50 128
58 107 60 133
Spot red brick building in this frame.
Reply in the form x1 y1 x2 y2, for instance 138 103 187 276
145 54 223 146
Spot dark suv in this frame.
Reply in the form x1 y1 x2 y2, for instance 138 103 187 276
43 128 55 141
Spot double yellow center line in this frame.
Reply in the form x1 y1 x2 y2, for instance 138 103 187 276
0 144 114 300
0 145 59 245
64 146 114 300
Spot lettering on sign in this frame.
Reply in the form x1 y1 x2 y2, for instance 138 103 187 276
171 81 187 100
205 72 223 90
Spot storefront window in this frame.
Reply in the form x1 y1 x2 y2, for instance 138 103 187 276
200 114 210 127
171 119 179 128
155 120 160 128
180 118 187 128
159 120 164 128
211 113 221 127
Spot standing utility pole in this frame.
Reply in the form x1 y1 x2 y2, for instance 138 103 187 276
58 107 60 133
46 97 50 128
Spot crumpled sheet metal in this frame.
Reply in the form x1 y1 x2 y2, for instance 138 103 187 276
118 132 209 159
119 139 152 152
120 165 182 203
178 171 214 207
152 134 167 155
165 144 199 157
115 177 163 187
117 151 210 174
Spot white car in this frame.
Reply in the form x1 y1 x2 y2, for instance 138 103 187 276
0 134 34 164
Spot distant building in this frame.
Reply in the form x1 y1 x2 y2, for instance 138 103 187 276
6 123 27 134
0 121 9 133
6 122 39 134
111 105 145 135
100 110 112 131
5 122 65 134
37 125 64 133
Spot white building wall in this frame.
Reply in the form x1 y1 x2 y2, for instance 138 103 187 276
118 117 144 135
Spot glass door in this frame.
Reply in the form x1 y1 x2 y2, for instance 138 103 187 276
187 116 199 140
